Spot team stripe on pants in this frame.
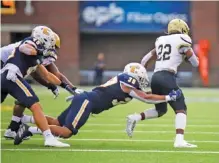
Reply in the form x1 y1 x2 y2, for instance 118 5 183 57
72 99 89 128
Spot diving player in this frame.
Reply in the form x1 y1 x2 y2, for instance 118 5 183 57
2 26 83 140
14 63 182 145
126 19 199 148
1 26 71 147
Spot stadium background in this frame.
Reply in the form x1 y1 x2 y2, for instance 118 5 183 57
1 1 219 87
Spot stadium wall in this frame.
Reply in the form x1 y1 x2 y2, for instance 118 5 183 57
191 1 219 86
1 1 80 84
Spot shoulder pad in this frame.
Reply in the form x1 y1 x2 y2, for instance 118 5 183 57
180 34 192 45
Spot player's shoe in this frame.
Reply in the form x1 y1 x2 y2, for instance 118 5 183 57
4 129 16 139
174 140 197 148
126 114 137 138
44 137 70 147
14 124 33 145
4 128 31 140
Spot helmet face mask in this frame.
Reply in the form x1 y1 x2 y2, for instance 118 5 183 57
123 63 149 91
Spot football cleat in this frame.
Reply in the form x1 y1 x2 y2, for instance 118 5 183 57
14 124 32 145
174 140 198 148
4 129 16 139
4 128 31 140
126 115 137 138
44 137 70 147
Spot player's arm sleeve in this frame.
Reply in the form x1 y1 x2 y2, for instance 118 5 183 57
186 48 199 67
141 48 156 67
129 89 167 104
178 35 199 67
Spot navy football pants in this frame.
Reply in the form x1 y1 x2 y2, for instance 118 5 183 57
1 71 39 108
57 93 93 135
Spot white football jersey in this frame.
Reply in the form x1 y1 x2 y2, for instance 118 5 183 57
0 42 21 63
154 34 192 73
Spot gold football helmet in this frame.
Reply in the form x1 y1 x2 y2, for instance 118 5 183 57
167 19 190 35
53 33 61 49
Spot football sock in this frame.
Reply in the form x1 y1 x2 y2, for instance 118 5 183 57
8 116 22 131
175 113 186 142
12 115 21 123
140 108 158 121
42 129 54 140
22 115 35 124
28 126 42 134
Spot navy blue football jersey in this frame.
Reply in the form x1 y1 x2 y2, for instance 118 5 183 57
88 73 140 114
6 37 44 77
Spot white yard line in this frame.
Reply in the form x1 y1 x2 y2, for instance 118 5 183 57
1 148 219 154
2 138 219 143
1 129 219 135
1 122 218 128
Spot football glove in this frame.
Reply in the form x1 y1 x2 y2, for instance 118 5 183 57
168 89 182 101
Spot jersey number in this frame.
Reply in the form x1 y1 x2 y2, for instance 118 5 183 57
157 44 171 61
128 77 136 85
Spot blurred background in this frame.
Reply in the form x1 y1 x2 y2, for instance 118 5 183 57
1 1 219 87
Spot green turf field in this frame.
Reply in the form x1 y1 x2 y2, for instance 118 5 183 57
1 87 219 163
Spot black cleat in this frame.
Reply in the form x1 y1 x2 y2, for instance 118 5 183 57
14 124 32 145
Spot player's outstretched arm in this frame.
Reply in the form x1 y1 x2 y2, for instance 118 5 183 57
141 48 157 68
36 65 62 85
121 83 181 104
36 65 77 95
46 63 76 89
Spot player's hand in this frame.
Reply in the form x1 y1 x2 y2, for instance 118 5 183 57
65 95 74 102
168 89 182 101
75 88 84 94
65 88 84 102
48 85 59 99
60 82 76 95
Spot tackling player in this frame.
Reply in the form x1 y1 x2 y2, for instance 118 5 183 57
14 63 181 145
1 26 71 147
126 19 199 148
2 26 82 140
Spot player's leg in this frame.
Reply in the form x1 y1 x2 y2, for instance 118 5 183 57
4 102 26 139
168 92 197 148
126 72 167 137
50 94 92 138
162 72 197 148
6 77 69 147
23 94 93 139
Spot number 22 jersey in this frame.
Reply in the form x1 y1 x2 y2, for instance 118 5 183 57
154 34 192 73
87 73 140 114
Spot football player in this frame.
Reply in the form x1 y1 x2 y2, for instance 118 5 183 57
2 26 82 140
1 26 72 147
14 63 181 145
126 19 199 148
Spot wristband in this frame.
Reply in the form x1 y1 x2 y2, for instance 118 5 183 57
48 84 57 91
60 82 68 88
